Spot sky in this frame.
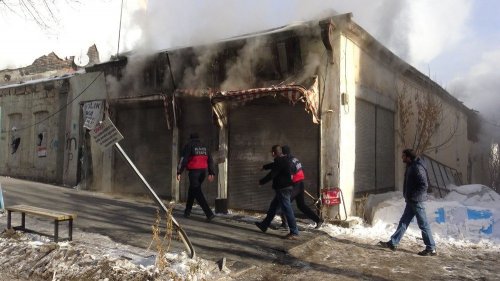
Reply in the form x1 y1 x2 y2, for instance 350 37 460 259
0 0 499 120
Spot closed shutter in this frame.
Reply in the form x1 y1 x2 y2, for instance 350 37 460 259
113 101 173 198
228 96 319 211
355 99 376 193
355 99 395 195
376 107 395 192
178 97 218 205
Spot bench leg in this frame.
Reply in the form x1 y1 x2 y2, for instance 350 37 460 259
54 220 59 242
21 213 25 230
7 210 11 229
68 219 73 241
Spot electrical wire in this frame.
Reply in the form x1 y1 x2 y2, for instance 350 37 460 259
0 72 103 134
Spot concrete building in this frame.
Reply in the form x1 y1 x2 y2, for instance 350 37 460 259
0 46 101 185
0 14 487 219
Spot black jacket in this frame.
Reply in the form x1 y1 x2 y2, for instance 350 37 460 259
403 157 429 202
177 138 215 175
259 155 293 190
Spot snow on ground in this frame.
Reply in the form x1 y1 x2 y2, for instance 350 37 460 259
330 184 500 252
0 212 220 281
0 184 499 280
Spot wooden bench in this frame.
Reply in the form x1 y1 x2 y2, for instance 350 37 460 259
6 204 76 242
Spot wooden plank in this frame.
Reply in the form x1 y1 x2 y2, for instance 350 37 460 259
6 205 76 221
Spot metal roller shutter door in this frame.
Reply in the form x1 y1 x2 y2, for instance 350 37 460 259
355 99 395 194
376 107 395 192
355 99 376 193
228 97 319 211
113 101 173 198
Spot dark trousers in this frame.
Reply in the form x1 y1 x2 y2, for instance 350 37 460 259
290 182 320 223
185 169 214 218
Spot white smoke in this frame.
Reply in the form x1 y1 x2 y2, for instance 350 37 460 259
449 49 500 122
128 1 473 70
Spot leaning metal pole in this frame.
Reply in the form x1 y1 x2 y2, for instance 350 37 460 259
114 143 195 258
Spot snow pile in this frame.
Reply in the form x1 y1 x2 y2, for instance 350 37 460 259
0 229 218 281
367 184 500 245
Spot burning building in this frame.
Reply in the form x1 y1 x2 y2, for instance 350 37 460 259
0 14 486 218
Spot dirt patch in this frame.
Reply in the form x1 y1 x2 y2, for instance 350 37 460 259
232 234 500 281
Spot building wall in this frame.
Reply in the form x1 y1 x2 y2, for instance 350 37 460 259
338 21 471 218
338 35 358 217
64 72 109 188
339 32 399 215
417 97 469 184
0 79 70 183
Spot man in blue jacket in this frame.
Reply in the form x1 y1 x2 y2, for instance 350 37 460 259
379 148 437 256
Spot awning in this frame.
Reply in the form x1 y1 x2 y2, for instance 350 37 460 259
211 76 320 127
171 76 320 127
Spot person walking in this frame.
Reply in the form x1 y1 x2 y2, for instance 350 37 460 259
256 145 299 240
379 148 437 256
282 145 323 228
177 133 215 221
258 145 323 230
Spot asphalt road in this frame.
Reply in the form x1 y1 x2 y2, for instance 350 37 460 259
0 176 317 274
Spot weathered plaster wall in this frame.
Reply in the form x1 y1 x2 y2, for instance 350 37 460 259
338 35 358 217
64 72 109 188
0 79 69 183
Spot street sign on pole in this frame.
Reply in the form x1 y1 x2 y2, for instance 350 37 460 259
89 117 124 151
86 116 195 258
114 143 196 258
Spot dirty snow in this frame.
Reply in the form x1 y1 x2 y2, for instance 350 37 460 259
0 216 221 281
347 184 500 250
1 184 499 280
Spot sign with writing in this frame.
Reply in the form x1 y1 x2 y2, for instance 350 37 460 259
83 101 104 130
89 117 124 151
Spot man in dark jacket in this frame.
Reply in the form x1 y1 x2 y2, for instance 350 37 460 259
258 145 323 230
177 133 215 221
379 148 437 256
256 145 299 239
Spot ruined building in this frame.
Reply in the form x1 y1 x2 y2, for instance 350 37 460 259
0 15 492 218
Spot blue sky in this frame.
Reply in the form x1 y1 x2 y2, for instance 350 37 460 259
0 0 499 120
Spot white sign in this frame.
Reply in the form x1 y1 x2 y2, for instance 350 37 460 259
0 184 4 211
89 117 124 151
83 101 104 130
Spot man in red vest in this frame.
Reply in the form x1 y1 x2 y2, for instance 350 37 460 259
177 133 215 221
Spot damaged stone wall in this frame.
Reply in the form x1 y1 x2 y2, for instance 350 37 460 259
0 79 70 184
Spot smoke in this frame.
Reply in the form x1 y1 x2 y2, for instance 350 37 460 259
106 54 151 99
220 38 272 91
118 1 480 105
448 49 500 125
124 1 474 73
180 47 221 90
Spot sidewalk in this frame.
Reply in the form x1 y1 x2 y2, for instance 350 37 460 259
0 176 319 278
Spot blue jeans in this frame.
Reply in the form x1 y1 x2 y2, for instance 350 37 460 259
390 201 436 250
261 187 299 235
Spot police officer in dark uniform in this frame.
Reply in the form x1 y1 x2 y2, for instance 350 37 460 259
177 133 215 221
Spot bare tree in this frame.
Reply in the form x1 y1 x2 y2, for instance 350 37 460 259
397 80 459 156
0 0 80 30
488 143 500 192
